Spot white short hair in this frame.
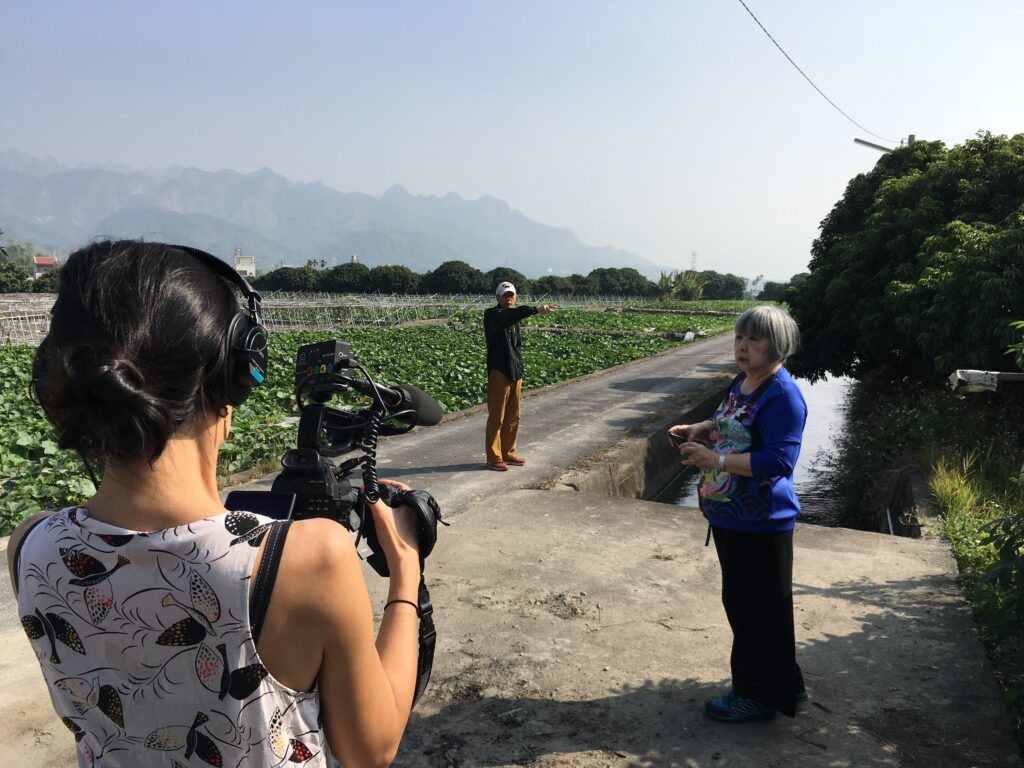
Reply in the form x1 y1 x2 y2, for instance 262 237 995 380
735 305 800 362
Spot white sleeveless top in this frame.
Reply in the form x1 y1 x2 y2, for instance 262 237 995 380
16 506 339 767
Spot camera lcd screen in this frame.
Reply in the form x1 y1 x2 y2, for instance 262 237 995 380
224 491 297 521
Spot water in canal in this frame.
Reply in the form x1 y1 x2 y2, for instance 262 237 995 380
667 375 854 527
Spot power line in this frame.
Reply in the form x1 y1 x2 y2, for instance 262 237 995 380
735 0 898 143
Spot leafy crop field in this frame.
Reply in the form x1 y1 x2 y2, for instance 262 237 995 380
1 324 697 533
452 308 737 335
633 299 761 313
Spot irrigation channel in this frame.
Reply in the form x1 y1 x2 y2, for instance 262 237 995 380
658 375 855 527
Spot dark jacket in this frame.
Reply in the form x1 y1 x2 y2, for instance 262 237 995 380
484 304 539 381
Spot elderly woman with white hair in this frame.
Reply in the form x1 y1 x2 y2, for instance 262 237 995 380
668 305 808 723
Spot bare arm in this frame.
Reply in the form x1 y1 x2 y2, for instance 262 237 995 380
257 503 420 768
315 529 418 768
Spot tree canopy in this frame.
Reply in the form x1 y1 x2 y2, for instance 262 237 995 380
252 265 320 292
699 270 746 300
319 262 370 292
31 268 61 293
368 264 419 294
787 131 1024 383
484 266 530 295
418 260 486 294
585 267 657 297
0 262 31 293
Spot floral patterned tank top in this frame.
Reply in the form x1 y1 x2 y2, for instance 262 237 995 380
16 506 338 767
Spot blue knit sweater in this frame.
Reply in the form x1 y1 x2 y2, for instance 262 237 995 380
699 367 807 533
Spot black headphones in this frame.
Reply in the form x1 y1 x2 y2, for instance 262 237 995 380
171 245 269 407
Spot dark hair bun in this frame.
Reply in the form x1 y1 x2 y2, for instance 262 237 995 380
32 240 239 464
46 346 183 463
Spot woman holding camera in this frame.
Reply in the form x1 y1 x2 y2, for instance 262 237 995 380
668 305 807 723
8 240 420 767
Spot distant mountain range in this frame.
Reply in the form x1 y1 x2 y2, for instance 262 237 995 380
0 150 661 278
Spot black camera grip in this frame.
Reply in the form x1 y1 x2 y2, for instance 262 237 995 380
362 487 446 578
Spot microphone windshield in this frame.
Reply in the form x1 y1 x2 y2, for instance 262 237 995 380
396 384 444 426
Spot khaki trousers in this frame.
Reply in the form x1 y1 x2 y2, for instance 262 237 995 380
485 369 522 464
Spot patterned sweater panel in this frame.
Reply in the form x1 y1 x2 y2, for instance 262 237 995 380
16 506 338 767
698 368 807 532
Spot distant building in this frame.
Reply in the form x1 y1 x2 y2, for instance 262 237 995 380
33 254 59 279
234 247 257 278
351 254 359 264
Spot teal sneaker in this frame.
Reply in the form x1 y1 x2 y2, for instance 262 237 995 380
704 691 775 723
795 690 809 705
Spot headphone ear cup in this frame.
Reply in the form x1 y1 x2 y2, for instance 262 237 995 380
224 314 269 407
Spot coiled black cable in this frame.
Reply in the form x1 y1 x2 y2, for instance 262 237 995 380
361 404 384 503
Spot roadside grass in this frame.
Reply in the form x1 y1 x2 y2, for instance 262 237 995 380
827 376 1024 745
930 451 1024 743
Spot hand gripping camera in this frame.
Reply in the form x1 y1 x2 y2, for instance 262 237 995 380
225 339 447 703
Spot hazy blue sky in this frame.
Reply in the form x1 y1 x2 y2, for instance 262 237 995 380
4 1 1023 280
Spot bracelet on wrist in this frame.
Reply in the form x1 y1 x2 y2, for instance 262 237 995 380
717 453 727 471
384 599 419 615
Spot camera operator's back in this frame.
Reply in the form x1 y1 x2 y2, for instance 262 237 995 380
9 240 422 768
16 505 335 766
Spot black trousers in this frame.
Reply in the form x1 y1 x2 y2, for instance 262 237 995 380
712 525 804 717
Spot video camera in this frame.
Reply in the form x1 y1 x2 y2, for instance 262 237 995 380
226 339 446 572
224 339 447 702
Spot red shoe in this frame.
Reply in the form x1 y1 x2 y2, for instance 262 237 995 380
487 461 509 471
504 456 526 466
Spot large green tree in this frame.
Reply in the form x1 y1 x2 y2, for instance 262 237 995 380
0 262 31 292
252 265 320 292
532 275 576 296
31 268 61 293
758 273 808 302
368 264 419 294
418 260 486 294
699 270 747 300
585 267 657 297
484 267 530 295
788 131 1024 382
319 262 370 293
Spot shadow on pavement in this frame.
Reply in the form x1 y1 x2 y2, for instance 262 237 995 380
381 463 487 478
391 568 1014 768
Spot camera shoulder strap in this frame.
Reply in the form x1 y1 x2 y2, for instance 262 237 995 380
247 518 436 705
249 519 292 644
414 574 437 705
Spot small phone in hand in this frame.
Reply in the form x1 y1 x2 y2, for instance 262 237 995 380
668 432 685 447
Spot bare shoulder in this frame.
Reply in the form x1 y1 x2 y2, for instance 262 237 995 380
250 518 370 691
275 518 367 615
283 518 358 570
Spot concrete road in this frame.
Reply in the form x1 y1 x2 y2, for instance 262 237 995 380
234 330 739 516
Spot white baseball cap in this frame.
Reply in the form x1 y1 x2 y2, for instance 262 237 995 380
495 281 517 296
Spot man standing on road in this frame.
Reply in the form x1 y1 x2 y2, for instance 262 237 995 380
484 281 556 471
